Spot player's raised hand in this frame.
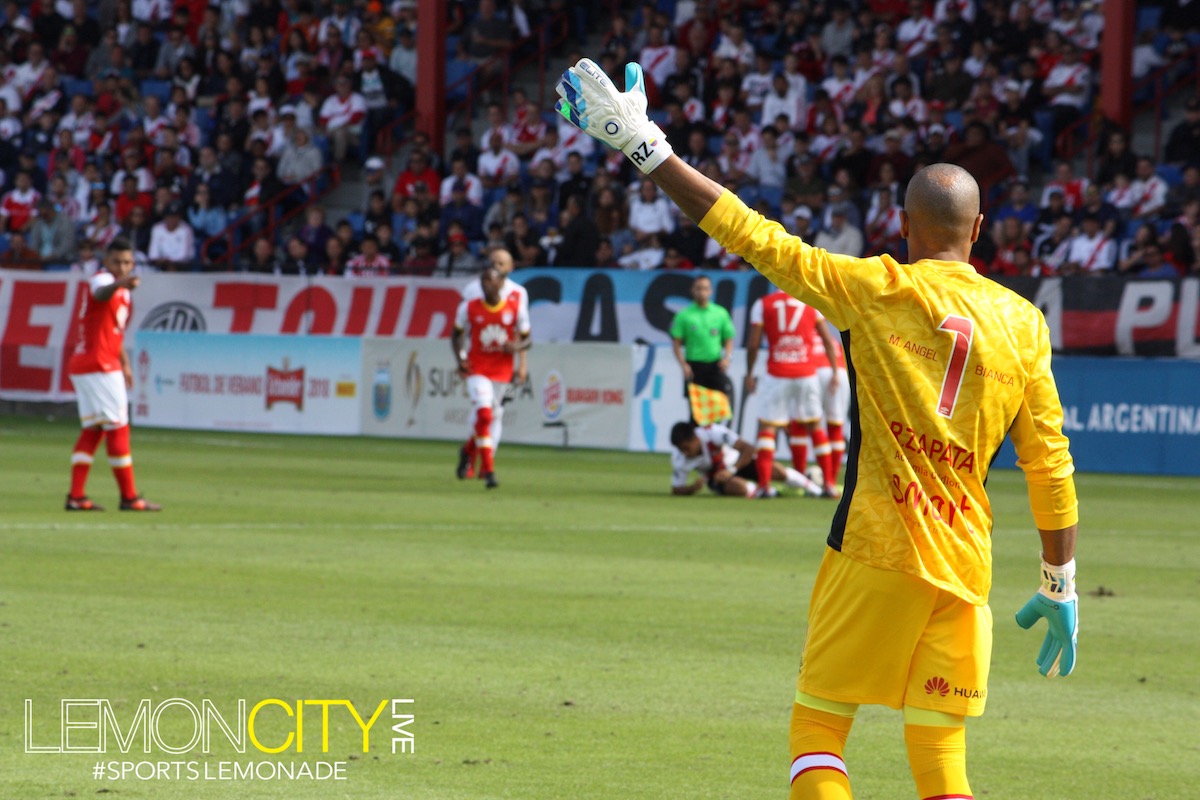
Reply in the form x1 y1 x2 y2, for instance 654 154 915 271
1015 558 1078 678
555 58 673 174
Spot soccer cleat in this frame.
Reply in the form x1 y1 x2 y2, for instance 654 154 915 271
823 484 842 500
120 496 162 511
754 486 779 499
456 446 474 480
483 472 498 489
65 494 104 511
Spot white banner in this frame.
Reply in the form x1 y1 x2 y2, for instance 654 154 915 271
361 339 634 449
133 332 362 435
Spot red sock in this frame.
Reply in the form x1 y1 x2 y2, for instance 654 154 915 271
755 431 775 488
475 407 495 474
811 427 834 487
70 427 105 497
827 423 845 478
105 424 138 499
787 421 808 470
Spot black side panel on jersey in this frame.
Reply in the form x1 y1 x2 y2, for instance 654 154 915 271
827 330 859 551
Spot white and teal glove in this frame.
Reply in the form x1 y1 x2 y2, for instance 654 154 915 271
555 58 673 175
1015 557 1078 678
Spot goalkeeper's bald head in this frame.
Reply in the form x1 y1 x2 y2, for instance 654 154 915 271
902 164 985 263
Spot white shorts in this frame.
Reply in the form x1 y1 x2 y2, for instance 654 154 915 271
70 370 128 429
758 373 822 425
816 366 850 425
466 375 509 412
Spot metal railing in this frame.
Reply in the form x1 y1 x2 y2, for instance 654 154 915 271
1056 44 1200 179
199 163 342 267
1134 44 1200 162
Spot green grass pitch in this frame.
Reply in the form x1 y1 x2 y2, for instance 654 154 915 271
1 415 1197 799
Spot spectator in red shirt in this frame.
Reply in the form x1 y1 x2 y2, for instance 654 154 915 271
0 171 42 233
392 151 441 202
113 175 153 226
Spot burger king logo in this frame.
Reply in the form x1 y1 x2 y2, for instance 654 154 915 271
542 370 564 421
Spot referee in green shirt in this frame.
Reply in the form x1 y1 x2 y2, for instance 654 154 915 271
670 275 736 419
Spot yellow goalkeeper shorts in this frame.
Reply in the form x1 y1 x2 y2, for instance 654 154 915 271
798 547 992 717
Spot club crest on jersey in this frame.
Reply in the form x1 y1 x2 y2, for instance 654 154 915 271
480 323 509 348
502 310 513 326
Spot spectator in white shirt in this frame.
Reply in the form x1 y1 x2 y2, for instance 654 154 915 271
761 73 803 130
1063 213 1115 274
317 75 366 162
896 0 936 58
389 26 417 85
639 25 678 91
628 180 675 245
746 128 789 192
147 202 196 270
1042 43 1089 136
740 53 775 115
439 156 485 207
477 132 520 204
813 207 865 258
1130 157 1169 220
713 23 754 67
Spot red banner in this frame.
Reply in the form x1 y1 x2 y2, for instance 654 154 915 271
0 272 472 400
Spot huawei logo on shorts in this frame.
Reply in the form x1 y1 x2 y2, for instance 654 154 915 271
924 677 950 697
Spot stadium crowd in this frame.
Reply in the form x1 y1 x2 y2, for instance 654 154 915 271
0 0 1199 277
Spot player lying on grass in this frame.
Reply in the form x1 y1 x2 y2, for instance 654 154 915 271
670 421 823 498
452 265 530 489
557 58 1078 800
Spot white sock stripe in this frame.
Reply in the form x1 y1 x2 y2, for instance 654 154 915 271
756 440 776 451
475 437 493 448
814 444 832 456
108 455 132 468
831 442 846 451
788 437 807 446
790 753 847 783
71 453 94 465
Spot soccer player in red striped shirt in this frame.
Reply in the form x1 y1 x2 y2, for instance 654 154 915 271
450 265 531 489
745 290 841 498
65 239 161 511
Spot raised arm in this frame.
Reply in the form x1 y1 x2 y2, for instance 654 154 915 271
554 57 883 331
647 156 724 225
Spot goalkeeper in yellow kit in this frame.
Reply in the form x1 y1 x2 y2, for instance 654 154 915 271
556 59 1079 800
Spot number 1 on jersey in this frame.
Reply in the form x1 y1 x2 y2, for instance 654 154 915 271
936 315 974 418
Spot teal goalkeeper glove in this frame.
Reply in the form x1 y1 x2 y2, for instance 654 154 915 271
1015 557 1078 678
554 58 673 174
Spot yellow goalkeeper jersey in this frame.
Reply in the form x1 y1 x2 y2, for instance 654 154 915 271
701 192 1078 606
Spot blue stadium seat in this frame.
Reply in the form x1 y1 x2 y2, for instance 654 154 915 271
63 77 93 98
758 185 783 216
198 107 217 136
1033 110 1057 169
139 79 172 103
445 60 476 105
1158 163 1185 187
1137 7 1163 34
346 211 365 237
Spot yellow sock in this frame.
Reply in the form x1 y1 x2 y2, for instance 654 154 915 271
789 701 855 800
903 716 972 800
